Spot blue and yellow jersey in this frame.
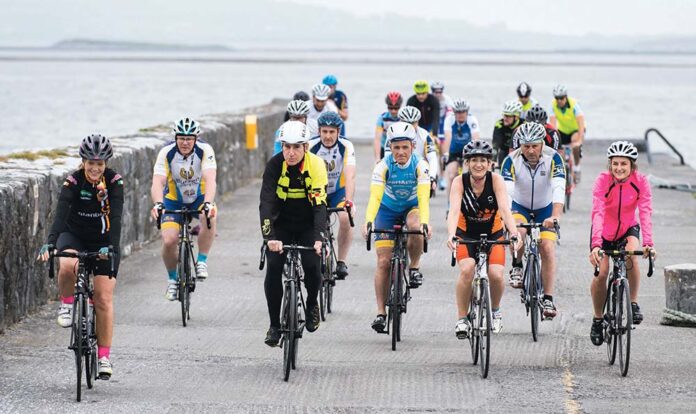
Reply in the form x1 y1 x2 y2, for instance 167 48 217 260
375 111 400 147
153 141 217 204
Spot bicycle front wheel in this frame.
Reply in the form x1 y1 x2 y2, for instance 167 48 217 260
391 263 403 351
617 279 632 376
319 278 327 321
605 282 617 365
282 280 297 381
85 302 97 389
527 258 540 342
178 242 191 327
72 296 84 402
468 298 479 365
478 279 492 379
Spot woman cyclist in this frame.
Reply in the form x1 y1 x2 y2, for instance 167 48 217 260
588 141 656 346
37 134 124 379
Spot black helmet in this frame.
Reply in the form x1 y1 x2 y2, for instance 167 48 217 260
463 140 494 159
79 134 113 161
526 104 548 123
293 91 310 101
517 81 532 98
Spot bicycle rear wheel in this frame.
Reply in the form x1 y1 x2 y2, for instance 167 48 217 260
605 282 617 365
282 280 296 381
468 298 479 365
72 296 84 402
479 279 492 379
617 279 632 376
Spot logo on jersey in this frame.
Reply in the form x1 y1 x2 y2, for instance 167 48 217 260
325 159 336 172
262 219 271 236
180 167 194 180
80 190 92 200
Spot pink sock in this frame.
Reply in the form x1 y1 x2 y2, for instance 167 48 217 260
61 296 74 304
98 346 110 359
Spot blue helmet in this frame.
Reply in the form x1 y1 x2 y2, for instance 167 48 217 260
317 111 343 129
322 74 338 86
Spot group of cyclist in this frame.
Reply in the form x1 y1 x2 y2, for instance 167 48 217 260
36 75 655 381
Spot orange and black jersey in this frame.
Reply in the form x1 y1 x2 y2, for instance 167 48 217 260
456 171 504 239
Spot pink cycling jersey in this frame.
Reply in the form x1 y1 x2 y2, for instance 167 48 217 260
591 170 653 249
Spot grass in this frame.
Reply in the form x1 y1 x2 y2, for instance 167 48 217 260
0 149 69 162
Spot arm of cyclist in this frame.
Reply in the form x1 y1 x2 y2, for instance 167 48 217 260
442 114 453 154
542 152 566 228
425 135 439 181
259 155 283 250
589 174 609 266
363 161 387 239
107 172 125 251
416 159 432 239
636 173 656 258
500 155 515 205
492 173 521 250
373 125 384 162
575 113 586 144
430 97 440 133
201 168 217 218
446 174 463 251
40 176 76 261
150 174 167 220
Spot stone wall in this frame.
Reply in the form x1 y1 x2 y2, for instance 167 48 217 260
0 100 285 332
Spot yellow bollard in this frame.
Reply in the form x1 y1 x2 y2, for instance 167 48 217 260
245 115 258 150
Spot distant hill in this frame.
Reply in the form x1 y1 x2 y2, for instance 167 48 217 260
52 39 232 51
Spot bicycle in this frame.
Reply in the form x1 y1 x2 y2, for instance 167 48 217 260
319 204 354 321
156 207 210 327
259 242 313 381
517 213 560 342
561 144 575 212
48 247 114 402
451 235 512 379
594 242 654 377
366 221 428 351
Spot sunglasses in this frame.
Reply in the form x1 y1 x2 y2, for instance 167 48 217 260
388 106 400 110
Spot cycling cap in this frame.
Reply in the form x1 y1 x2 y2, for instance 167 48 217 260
277 120 311 144
79 134 113 161
516 81 532 98
385 91 403 107
413 80 429 94
317 111 343 129
386 121 417 143
293 91 310 101
514 122 547 145
287 100 310 117
463 140 494 159
526 104 548 123
398 106 421 123
607 141 638 161
174 117 201 136
502 100 523 116
312 83 331 100
322 74 338 86
553 84 568 98
452 99 470 113
430 81 445 92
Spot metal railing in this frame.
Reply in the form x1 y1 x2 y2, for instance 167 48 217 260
645 128 685 166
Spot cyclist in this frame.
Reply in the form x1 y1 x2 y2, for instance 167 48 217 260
588 141 655 345
501 122 566 320
374 91 403 161
150 117 218 301
363 122 432 333
259 120 328 346
273 99 317 154
407 80 440 135
431 80 454 144
322 74 348 135
308 112 356 279
517 81 537 121
446 140 520 336
283 91 310 122
443 99 481 197
308 83 338 129
517 104 560 151
37 134 123 379
549 84 585 182
492 100 523 168
392 105 439 189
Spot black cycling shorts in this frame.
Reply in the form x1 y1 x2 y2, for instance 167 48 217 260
558 130 577 146
56 232 120 277
601 224 640 251
446 153 464 166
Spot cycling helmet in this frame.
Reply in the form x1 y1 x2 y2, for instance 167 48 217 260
277 120 311 144
398 106 421 123
312 83 331 100
607 141 638 161
463 140 494 159
430 81 445 92
386 121 417 143
174 117 201 135
526 104 548 123
79 134 113 161
293 91 310 101
385 91 403 107
502 100 523 117
286 99 310 117
516 81 532 98
553 84 568 98
413 80 429 94
514 122 547 145
317 111 343 129
322 74 338 86
452 99 470 113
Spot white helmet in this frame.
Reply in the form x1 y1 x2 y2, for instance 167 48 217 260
607 141 638 160
430 81 445 91
452 99 470 112
277 120 311 144
311 83 331 101
398 106 421 123
553 84 568 98
502 100 523 116
514 122 546 145
286 99 309 117
386 121 417 144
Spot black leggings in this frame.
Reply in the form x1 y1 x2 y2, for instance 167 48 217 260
264 227 321 328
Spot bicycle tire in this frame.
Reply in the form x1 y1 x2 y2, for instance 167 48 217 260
605 280 617 365
291 287 301 370
85 302 96 389
177 242 188 327
528 257 540 342
618 279 632 377
479 279 492 379
391 262 402 351
319 278 327 321
327 249 335 314
73 297 84 402
468 299 479 365
283 279 296 381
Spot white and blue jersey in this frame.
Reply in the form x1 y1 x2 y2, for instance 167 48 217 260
500 146 566 211
444 113 480 156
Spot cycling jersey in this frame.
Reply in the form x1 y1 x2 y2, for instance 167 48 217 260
590 171 653 249
153 141 217 205
520 98 538 120
406 94 440 133
492 118 522 166
501 146 566 211
551 97 583 134
444 113 480 159
375 111 400 147
512 123 559 150
308 137 356 195
383 126 439 179
437 94 454 138
307 100 339 125
332 90 348 111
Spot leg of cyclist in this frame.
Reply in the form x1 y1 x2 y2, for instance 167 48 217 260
539 236 558 319
455 257 476 338
589 254 611 345
624 235 643 324
161 227 180 300
571 130 583 181
509 212 527 288
406 209 425 287
444 161 459 205
195 213 216 280
56 254 79 327
298 230 322 332
263 228 290 346
336 210 352 279
93 274 116 378
372 246 392 332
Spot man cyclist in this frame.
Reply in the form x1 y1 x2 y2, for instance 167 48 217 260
308 112 356 279
407 80 440 135
430 81 454 144
38 134 123 379
363 122 432 333
517 81 537 121
273 99 317 154
393 105 439 190
515 104 559 151
150 117 218 301
322 74 348 135
549 84 585 182
446 140 520 335
443 99 481 197
259 120 328 346
374 91 403 161
283 91 310 122
501 122 566 320
492 100 523 168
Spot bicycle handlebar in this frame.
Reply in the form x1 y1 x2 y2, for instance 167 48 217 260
49 246 115 279
366 222 428 252
327 203 354 228
156 208 211 230
593 249 655 277
449 236 514 267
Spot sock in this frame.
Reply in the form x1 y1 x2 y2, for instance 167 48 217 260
98 346 110 360
492 307 501 314
574 165 581 172
197 252 208 264
409 268 419 272
543 294 553 302
167 269 177 281
512 259 522 268
61 296 74 305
